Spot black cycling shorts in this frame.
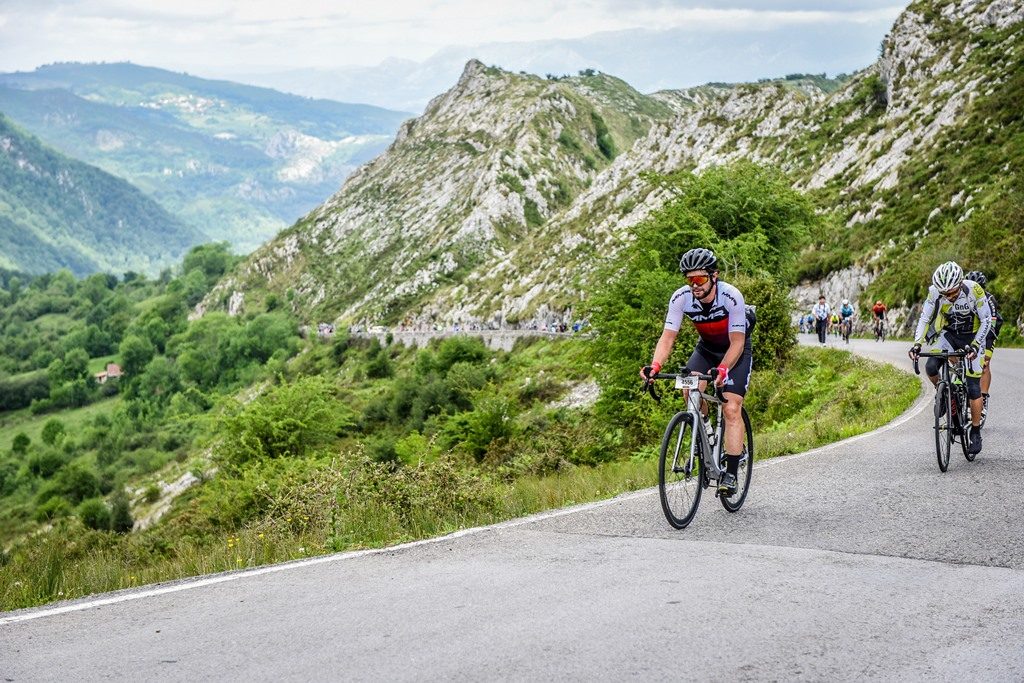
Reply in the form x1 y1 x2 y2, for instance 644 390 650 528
686 343 753 397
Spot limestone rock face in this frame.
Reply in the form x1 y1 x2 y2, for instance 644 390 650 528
202 0 1024 328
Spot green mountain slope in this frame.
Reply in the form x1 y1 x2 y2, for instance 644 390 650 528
206 0 1023 335
0 62 411 252
0 114 200 276
202 62 676 320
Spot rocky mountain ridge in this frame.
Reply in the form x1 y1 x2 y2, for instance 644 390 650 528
205 0 1024 332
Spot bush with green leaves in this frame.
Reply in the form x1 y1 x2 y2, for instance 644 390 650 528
214 375 354 471
438 390 517 460
78 498 112 531
27 449 66 478
110 489 134 533
33 496 72 522
41 419 66 446
12 432 31 455
585 161 819 432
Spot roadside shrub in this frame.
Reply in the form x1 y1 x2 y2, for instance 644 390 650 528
365 434 399 463
445 362 490 409
439 392 517 460
435 336 488 373
78 498 112 531
364 344 393 379
215 375 350 471
34 496 72 522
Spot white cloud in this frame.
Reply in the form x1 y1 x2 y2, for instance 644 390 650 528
0 0 904 74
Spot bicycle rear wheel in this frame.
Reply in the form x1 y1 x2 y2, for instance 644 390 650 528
658 411 703 529
934 382 951 472
720 407 754 512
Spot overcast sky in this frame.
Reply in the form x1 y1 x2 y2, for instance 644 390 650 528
1 0 905 76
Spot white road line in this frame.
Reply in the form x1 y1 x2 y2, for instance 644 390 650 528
1 350 928 626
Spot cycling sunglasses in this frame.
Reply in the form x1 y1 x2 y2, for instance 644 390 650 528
686 274 712 286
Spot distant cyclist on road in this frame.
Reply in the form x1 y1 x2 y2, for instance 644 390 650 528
908 262 992 455
839 299 855 342
871 300 888 341
640 248 755 496
965 270 1003 422
811 295 830 345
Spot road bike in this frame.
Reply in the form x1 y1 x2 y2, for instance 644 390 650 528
913 350 972 472
873 318 887 342
643 369 754 528
840 317 853 344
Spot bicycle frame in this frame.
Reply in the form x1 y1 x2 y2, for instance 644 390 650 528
646 372 727 480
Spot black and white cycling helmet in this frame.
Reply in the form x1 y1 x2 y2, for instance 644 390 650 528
932 261 963 291
965 270 987 286
678 247 718 273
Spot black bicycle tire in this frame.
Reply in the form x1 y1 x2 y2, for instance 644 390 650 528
658 411 703 529
720 407 754 512
935 381 951 472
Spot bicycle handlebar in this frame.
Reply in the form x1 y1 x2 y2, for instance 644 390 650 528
911 349 967 376
641 369 726 403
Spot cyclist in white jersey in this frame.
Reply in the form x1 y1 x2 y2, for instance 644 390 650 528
909 261 992 455
640 248 754 495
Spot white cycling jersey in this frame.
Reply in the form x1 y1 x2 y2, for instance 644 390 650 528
913 279 992 348
664 280 750 353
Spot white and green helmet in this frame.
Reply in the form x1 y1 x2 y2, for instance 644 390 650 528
932 261 964 291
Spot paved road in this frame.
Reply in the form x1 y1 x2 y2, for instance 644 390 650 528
3 339 1024 680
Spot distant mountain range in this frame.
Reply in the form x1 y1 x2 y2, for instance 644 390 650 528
0 62 411 254
222 19 893 112
0 113 199 276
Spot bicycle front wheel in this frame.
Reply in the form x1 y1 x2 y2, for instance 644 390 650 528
935 382 951 472
659 411 703 529
960 389 975 462
720 407 754 513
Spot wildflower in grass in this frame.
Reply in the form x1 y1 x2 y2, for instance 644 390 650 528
258 533 265 539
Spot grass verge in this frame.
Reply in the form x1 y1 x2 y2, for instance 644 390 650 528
0 346 919 612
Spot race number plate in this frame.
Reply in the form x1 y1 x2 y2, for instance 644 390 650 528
675 375 699 390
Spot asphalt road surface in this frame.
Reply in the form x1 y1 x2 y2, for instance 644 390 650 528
3 339 1023 681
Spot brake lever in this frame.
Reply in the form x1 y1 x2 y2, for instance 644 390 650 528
642 378 662 402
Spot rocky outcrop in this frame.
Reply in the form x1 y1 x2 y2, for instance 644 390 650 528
203 0 1024 329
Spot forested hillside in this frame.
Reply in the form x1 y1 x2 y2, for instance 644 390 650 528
0 62 410 252
0 167 919 611
0 114 199 276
